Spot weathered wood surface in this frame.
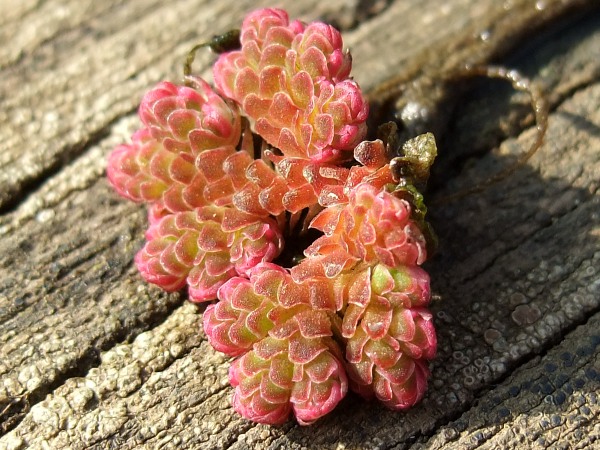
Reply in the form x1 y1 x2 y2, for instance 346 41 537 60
0 0 598 448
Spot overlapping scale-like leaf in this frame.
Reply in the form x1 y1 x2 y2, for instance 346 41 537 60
341 264 436 409
288 182 435 411
139 76 241 156
203 263 347 424
204 263 343 356
135 208 282 302
291 182 428 283
214 8 368 163
229 311 347 425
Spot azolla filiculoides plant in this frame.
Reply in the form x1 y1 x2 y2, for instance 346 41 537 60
106 7 546 425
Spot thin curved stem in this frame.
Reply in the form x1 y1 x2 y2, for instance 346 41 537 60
182 30 241 86
183 42 211 82
432 65 549 205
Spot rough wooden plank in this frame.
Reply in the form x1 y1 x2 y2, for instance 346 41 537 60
0 174 185 434
230 81 600 450
0 303 225 450
436 9 600 175
415 311 600 450
0 0 598 448
0 0 355 432
354 0 596 97
0 0 353 428
0 0 128 69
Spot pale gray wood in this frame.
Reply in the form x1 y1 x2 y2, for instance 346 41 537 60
0 0 598 448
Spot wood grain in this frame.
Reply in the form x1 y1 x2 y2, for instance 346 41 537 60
0 0 598 448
